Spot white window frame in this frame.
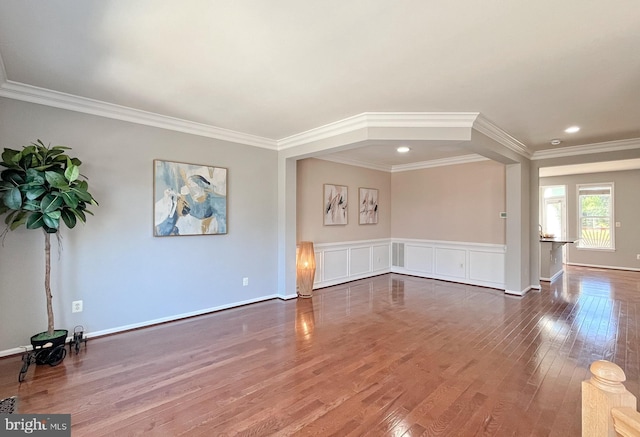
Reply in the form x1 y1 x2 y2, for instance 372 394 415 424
576 182 615 251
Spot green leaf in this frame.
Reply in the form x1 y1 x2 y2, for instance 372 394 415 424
21 145 36 157
0 148 21 167
32 163 57 171
8 211 27 230
42 214 59 230
46 210 61 220
1 170 26 185
70 184 93 202
64 162 79 182
26 212 45 229
4 210 18 225
22 200 40 211
25 187 47 200
10 151 23 165
72 208 87 223
4 187 22 209
40 194 64 213
45 170 69 189
48 149 66 157
61 209 77 228
25 168 45 185
60 191 79 208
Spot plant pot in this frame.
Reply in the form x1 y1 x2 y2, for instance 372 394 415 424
30 330 68 365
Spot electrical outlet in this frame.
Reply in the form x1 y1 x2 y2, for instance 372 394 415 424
243 277 249 286
72 300 83 313
637 254 640 260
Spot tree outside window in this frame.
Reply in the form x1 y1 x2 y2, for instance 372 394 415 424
577 184 614 250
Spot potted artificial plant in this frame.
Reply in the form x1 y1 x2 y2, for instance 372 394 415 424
0 140 97 359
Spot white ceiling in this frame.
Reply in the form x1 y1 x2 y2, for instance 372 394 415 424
0 1 639 168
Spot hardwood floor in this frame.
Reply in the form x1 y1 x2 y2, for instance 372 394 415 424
1 266 639 436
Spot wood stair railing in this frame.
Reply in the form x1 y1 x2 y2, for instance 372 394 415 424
583 360 640 436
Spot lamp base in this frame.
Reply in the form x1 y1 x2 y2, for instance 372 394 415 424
297 268 315 298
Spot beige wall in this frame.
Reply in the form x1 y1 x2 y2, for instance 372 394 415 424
297 158 506 245
391 160 506 244
296 158 391 243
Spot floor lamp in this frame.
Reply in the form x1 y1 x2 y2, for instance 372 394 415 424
296 241 316 298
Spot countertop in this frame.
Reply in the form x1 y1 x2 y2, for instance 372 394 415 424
539 238 577 244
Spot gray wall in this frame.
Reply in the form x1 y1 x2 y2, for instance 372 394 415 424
0 98 279 352
540 169 640 270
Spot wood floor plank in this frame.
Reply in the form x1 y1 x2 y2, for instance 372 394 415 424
1 266 639 436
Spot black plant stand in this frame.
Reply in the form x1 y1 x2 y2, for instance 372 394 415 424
18 330 68 382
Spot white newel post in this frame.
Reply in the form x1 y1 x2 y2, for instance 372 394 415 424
582 360 637 437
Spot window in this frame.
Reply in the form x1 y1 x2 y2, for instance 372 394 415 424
540 185 566 239
577 183 614 250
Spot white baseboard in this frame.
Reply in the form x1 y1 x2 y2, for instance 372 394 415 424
505 286 532 296
567 262 640 272
540 269 564 282
0 294 282 358
279 293 298 300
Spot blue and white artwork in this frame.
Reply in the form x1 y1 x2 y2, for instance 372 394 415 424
154 160 227 236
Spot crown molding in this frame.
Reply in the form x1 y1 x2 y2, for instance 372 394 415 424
391 154 489 173
277 112 480 150
315 155 392 172
472 114 531 158
318 153 488 173
532 138 640 160
0 65 529 161
0 79 277 150
277 113 370 150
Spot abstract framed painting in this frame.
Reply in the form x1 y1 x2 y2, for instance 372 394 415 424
359 187 378 225
323 184 348 225
153 159 228 236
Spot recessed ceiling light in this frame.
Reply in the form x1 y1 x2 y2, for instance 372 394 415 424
550 139 561 146
397 146 411 153
564 126 580 134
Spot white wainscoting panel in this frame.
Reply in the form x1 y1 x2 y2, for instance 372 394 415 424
313 239 391 289
323 249 349 282
311 239 505 290
469 250 505 284
372 245 390 271
405 245 434 273
350 247 372 276
435 248 466 279
393 239 505 289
